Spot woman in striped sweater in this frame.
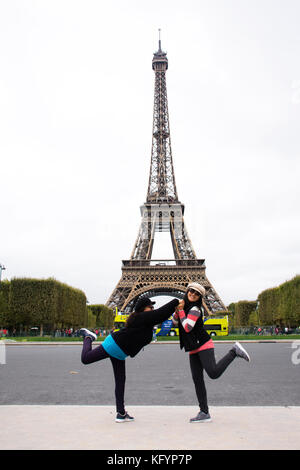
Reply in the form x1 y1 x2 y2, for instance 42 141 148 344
172 282 250 423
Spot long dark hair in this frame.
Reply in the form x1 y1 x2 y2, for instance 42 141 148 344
126 310 140 327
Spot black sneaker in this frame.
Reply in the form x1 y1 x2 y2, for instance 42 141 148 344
190 411 212 423
79 328 97 342
115 411 134 423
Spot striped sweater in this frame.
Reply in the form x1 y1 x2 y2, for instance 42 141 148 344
172 307 202 333
172 307 213 353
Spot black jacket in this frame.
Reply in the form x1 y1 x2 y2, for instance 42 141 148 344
111 299 179 358
178 306 211 352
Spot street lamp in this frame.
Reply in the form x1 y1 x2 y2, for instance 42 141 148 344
0 264 6 284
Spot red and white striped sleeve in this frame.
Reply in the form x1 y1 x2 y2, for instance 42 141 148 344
178 307 201 333
172 311 179 326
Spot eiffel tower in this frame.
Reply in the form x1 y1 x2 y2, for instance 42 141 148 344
106 37 226 314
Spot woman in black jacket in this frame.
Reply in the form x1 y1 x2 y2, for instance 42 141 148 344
172 282 250 423
80 296 180 422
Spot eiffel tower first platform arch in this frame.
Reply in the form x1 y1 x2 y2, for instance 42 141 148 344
106 36 227 315
107 257 226 315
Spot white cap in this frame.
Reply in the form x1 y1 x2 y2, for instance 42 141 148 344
187 282 206 296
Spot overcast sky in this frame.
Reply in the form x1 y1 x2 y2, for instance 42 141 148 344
1 0 299 308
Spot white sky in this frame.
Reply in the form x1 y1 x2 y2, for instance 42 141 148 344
1 0 299 307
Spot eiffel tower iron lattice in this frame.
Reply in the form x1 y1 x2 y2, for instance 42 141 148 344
106 38 226 314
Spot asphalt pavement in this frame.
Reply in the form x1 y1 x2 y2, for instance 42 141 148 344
1 341 299 406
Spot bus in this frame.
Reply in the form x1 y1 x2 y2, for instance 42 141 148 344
113 312 128 331
155 315 229 337
113 311 229 337
155 318 179 337
203 315 229 336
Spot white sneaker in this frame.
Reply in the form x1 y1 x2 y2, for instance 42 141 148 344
79 328 97 342
233 342 250 362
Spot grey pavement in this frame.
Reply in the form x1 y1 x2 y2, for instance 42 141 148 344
1 405 300 450
1 341 300 406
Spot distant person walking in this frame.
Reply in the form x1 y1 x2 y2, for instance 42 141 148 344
80 297 180 423
172 283 250 423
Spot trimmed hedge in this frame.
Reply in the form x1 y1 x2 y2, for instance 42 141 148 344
236 301 257 327
2 274 299 331
228 275 300 327
0 280 10 327
88 304 114 329
2 277 87 333
228 300 257 328
257 275 300 327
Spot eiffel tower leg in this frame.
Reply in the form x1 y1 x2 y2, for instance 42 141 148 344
131 206 155 260
105 280 132 312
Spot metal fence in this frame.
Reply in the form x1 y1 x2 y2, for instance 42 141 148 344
229 325 300 335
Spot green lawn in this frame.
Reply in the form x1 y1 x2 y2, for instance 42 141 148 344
1 334 300 342
0 336 85 342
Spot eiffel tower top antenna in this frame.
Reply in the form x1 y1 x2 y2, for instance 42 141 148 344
148 28 178 204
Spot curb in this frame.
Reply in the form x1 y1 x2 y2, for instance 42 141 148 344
2 339 298 345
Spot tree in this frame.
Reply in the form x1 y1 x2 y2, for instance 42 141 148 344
89 304 115 329
0 280 10 327
9 277 87 334
234 301 257 327
257 276 300 327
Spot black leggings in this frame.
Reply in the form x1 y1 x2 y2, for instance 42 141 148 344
189 347 236 414
81 337 126 415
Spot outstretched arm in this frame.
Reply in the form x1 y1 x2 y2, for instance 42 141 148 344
133 299 179 327
178 306 201 333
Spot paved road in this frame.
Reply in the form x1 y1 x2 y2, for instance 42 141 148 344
1 342 299 406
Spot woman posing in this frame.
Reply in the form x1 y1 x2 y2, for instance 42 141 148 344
172 282 250 423
80 296 180 422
